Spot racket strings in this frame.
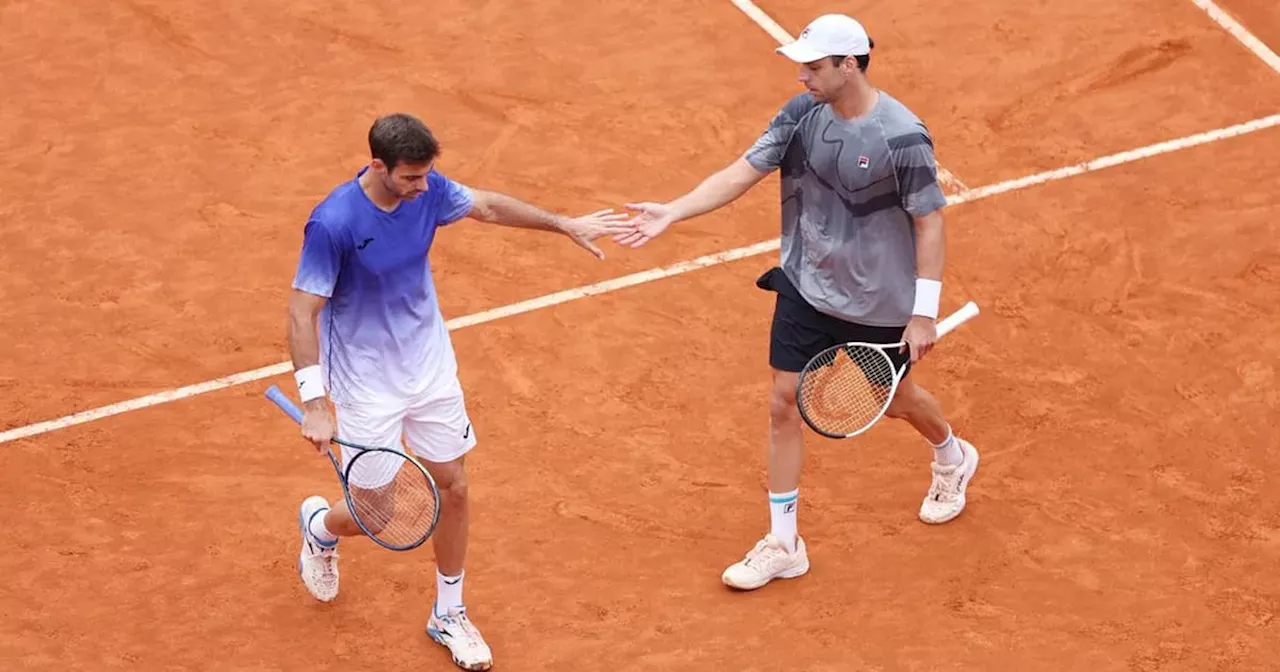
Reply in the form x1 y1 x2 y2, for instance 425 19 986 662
346 451 438 548
798 345 897 436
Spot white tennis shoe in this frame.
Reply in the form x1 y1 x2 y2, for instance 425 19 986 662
427 606 494 671
297 495 339 602
721 533 810 590
919 438 980 524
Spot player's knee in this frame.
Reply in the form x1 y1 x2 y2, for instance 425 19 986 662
432 462 469 505
441 475 468 504
769 371 800 422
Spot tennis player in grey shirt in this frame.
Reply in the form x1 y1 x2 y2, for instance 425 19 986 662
617 13 981 591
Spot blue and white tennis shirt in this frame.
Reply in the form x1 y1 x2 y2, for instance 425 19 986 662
292 167 474 405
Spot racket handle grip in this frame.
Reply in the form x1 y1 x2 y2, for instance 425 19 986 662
265 385 306 425
936 300 980 339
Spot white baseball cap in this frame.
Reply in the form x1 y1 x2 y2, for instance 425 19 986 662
776 14 872 63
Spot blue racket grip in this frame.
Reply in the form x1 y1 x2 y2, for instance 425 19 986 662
265 385 305 425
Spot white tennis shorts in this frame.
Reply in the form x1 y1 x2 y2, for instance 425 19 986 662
334 374 477 479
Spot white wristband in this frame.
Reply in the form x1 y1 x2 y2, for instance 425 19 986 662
294 365 326 403
912 278 942 319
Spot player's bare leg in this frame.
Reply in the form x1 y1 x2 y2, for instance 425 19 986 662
767 369 805 496
423 455 492 671
318 500 365 537
722 368 811 591
297 477 400 602
425 456 470 579
885 374 979 524
884 374 951 445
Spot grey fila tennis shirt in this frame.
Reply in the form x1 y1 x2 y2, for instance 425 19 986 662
744 90 948 327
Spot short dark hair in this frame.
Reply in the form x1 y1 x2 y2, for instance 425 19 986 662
368 113 440 170
831 37 874 72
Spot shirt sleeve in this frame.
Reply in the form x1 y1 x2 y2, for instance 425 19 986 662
887 128 948 218
433 172 476 226
291 219 345 298
743 95 812 174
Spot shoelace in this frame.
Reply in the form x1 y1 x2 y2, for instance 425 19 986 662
311 548 338 579
440 612 484 646
929 469 963 501
744 539 788 568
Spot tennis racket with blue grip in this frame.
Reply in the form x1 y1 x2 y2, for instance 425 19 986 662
265 384 440 551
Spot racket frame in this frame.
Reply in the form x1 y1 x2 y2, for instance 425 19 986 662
796 301 980 439
265 385 441 551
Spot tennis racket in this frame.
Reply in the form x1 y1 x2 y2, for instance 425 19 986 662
264 384 441 551
796 301 980 439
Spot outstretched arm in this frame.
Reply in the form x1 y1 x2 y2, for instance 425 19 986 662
467 189 635 259
467 189 573 231
658 157 769 223
617 93 807 249
614 157 768 248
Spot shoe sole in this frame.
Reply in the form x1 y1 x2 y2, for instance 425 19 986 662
722 558 811 591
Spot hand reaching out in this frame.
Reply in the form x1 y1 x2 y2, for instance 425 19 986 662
560 208 635 259
612 202 676 248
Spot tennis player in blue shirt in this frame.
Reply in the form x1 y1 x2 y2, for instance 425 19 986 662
287 112 633 670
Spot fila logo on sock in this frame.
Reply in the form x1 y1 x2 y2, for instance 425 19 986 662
784 502 796 514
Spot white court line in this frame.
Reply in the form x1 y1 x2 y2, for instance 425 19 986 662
0 242 779 445
1187 0 1280 74
2 112 1278 446
937 167 969 194
947 112 1280 204
727 0 794 44
733 0 1280 77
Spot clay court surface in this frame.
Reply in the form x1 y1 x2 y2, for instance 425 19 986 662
3 0 1280 669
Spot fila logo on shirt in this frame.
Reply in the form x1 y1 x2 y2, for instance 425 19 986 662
857 155 870 169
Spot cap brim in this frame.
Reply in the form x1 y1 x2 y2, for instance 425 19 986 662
776 39 830 63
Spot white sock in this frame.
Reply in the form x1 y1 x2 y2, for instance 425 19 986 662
932 427 964 466
769 489 799 553
435 570 465 616
308 508 338 545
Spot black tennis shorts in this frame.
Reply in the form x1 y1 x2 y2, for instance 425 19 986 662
756 266 912 375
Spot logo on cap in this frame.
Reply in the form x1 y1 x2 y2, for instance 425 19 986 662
858 156 870 169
